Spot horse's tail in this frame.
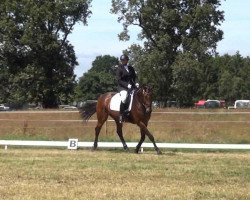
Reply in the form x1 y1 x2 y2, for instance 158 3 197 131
79 101 97 121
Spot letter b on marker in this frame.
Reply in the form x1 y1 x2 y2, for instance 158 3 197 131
68 139 78 150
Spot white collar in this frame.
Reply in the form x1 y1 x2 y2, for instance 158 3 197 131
124 65 129 72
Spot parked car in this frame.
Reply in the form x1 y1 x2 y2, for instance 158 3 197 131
0 104 10 111
152 101 159 108
204 100 220 108
59 104 71 109
195 99 225 109
63 106 77 110
79 100 98 108
166 100 179 108
194 99 206 108
234 100 250 109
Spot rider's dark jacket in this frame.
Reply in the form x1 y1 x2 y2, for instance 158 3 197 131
116 64 136 92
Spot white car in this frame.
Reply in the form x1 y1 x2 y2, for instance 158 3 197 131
0 104 10 111
63 106 77 110
234 100 250 109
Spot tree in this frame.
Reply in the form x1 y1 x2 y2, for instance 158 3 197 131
171 52 203 106
111 0 224 106
89 55 118 74
240 56 250 99
215 52 250 103
0 0 92 108
75 55 118 101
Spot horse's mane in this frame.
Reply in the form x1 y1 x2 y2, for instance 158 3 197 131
135 85 152 96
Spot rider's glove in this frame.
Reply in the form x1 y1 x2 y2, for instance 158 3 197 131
135 83 139 88
128 84 132 89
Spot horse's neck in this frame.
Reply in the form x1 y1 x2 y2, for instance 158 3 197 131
133 92 144 111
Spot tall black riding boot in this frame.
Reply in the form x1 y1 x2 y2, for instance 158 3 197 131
119 102 125 123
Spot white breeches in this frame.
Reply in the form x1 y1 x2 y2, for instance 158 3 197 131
119 90 128 103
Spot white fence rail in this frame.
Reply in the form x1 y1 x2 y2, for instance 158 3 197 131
1 140 250 150
1 111 250 151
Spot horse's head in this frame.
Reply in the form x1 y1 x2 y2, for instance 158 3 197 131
137 85 153 113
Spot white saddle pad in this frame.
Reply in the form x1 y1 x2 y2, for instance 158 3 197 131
110 91 134 112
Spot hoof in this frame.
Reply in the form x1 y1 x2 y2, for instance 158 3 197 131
124 146 130 152
91 146 97 151
157 150 163 155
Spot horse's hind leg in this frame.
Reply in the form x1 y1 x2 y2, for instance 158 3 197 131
115 121 129 151
93 111 108 150
93 123 101 150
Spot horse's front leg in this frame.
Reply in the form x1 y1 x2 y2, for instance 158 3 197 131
137 121 162 155
116 121 129 151
135 128 145 153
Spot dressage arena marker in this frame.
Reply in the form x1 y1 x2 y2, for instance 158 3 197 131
67 139 78 150
0 140 250 150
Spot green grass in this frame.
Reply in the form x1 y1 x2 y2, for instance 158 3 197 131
0 149 249 200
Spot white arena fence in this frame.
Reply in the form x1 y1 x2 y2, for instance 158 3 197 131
0 111 249 151
0 139 250 150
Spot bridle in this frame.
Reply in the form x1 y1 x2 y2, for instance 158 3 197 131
135 87 152 113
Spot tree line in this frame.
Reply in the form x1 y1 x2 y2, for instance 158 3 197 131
1 0 249 108
76 52 250 107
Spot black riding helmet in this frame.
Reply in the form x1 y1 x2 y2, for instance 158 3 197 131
120 55 129 61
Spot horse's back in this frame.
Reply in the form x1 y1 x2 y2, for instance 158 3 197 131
97 92 116 110
98 92 116 101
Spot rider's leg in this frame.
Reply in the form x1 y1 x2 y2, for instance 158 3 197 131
119 102 125 123
119 90 128 123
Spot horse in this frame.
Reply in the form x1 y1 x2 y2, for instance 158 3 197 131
79 85 162 155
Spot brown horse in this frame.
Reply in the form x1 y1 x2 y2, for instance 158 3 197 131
79 85 162 154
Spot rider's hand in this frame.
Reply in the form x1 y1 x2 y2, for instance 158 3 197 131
135 83 139 88
128 84 132 89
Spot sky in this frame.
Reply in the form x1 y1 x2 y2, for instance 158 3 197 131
68 0 250 78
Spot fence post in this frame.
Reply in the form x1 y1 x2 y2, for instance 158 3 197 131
105 120 108 135
23 120 28 134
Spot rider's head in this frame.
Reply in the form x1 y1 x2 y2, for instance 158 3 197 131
120 55 129 64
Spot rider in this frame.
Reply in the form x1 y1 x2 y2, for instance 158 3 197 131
116 54 139 123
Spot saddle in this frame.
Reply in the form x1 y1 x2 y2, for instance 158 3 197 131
110 90 134 112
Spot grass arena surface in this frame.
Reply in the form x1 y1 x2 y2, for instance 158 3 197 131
0 149 249 200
